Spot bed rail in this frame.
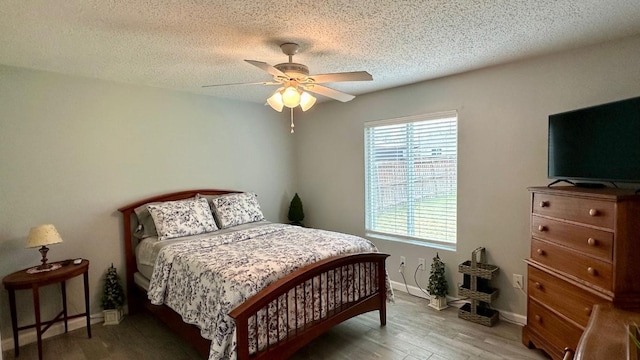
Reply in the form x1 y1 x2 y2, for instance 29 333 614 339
229 252 389 360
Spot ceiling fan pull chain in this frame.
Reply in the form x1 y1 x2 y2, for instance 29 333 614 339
290 108 295 134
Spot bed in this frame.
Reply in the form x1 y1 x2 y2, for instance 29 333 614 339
118 189 392 360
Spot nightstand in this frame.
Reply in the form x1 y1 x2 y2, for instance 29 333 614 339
2 259 91 360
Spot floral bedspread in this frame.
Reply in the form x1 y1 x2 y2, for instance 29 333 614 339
147 223 393 360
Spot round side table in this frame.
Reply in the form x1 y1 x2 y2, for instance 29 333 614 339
2 259 91 360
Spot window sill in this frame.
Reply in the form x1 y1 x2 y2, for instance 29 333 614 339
365 232 456 252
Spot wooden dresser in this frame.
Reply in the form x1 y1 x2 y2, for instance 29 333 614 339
523 186 640 360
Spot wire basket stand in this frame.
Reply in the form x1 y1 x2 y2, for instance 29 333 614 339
458 247 500 326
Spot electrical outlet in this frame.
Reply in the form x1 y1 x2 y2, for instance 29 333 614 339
399 256 406 273
418 258 426 271
513 274 524 289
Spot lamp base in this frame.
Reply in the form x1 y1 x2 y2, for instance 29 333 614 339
38 245 51 270
27 245 61 273
36 263 53 270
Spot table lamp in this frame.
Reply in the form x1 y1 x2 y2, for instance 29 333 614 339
26 224 63 270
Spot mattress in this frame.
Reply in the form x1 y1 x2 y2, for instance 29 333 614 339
133 271 150 290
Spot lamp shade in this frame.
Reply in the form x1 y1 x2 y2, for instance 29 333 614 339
299 92 317 111
267 89 284 112
26 224 63 248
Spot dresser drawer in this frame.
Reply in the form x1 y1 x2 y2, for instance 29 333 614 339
531 238 612 292
532 215 613 262
532 193 614 229
527 299 583 356
527 266 605 327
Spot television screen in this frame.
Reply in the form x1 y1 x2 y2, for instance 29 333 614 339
548 96 640 184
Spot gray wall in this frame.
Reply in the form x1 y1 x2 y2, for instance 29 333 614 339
0 66 296 340
293 35 640 319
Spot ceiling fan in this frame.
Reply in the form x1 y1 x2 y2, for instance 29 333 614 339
203 43 373 114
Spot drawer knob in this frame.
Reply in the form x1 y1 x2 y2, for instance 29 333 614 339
585 307 592 316
534 282 542 289
538 225 547 232
536 248 545 256
534 314 542 323
587 267 598 276
539 201 549 208
587 237 597 246
589 208 599 216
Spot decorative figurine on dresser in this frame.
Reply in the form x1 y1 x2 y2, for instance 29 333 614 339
522 186 640 360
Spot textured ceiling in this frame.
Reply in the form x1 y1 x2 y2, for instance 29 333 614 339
1 1 640 104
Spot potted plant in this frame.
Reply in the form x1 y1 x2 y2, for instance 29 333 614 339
101 264 125 325
288 193 305 226
428 253 448 310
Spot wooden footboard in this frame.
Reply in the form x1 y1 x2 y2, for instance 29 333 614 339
230 252 389 360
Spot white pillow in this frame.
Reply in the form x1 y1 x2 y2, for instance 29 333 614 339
147 197 218 240
210 192 264 229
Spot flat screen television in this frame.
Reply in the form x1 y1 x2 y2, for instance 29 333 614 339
548 96 640 184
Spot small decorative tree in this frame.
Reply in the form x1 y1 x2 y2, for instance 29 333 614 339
427 253 448 310
288 193 305 226
101 264 125 325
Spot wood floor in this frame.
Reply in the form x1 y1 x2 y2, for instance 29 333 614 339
2 291 549 360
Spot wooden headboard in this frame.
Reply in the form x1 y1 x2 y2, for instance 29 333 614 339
117 189 241 312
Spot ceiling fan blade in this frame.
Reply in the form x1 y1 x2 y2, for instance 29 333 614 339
303 84 356 102
308 71 372 84
245 60 287 78
202 81 280 88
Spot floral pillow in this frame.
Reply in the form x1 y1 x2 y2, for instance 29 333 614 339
196 193 221 212
147 197 218 240
133 201 164 239
210 192 265 229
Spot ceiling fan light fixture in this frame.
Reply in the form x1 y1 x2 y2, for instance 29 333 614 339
281 86 301 108
206 43 372 128
266 89 284 112
300 92 316 111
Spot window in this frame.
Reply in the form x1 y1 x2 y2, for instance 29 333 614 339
364 111 458 249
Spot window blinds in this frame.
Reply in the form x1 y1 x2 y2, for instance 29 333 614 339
365 111 458 245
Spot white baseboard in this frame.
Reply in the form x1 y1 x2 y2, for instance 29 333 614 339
498 309 527 326
1 313 104 351
390 280 527 326
390 279 431 300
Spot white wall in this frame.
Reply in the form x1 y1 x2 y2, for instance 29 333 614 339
0 66 296 342
294 35 640 319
